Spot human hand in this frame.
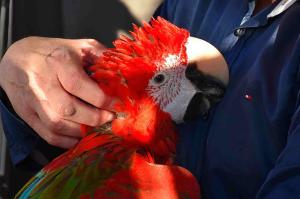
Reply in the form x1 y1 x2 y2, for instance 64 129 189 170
0 37 115 149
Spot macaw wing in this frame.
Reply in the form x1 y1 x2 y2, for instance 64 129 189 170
15 133 135 199
85 153 201 199
16 133 200 199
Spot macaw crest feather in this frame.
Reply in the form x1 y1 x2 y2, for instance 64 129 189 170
89 17 189 100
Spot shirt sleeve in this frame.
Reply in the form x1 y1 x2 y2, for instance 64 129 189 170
0 88 64 169
256 65 300 198
0 87 39 166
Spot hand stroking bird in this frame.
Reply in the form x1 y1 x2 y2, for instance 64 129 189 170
16 17 229 199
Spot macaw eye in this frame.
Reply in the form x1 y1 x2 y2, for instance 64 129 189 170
153 73 166 84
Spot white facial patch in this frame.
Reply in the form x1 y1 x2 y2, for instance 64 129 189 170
164 75 197 123
163 55 179 69
147 54 198 123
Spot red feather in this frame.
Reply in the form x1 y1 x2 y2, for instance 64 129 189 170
81 16 199 196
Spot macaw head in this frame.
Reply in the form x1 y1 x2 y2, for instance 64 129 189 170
90 17 228 123
87 17 228 153
145 36 228 124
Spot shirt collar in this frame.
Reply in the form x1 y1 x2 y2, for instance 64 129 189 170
267 0 298 18
238 0 298 29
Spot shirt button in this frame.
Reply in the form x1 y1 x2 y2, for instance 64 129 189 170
234 28 246 37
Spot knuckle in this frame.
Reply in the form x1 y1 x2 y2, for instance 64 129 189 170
45 134 60 146
48 118 65 133
57 102 76 117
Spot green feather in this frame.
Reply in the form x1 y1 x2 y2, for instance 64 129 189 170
16 141 135 199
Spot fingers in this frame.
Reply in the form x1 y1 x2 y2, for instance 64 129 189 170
30 72 115 126
42 85 114 126
35 99 81 138
46 47 116 110
33 122 79 149
16 104 79 149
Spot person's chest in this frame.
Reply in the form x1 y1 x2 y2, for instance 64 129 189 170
174 0 300 198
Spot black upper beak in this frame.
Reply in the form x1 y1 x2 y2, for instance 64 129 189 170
183 63 226 121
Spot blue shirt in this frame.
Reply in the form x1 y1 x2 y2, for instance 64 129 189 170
1 0 300 198
155 0 300 198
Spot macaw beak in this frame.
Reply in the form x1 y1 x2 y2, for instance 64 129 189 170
183 37 229 121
